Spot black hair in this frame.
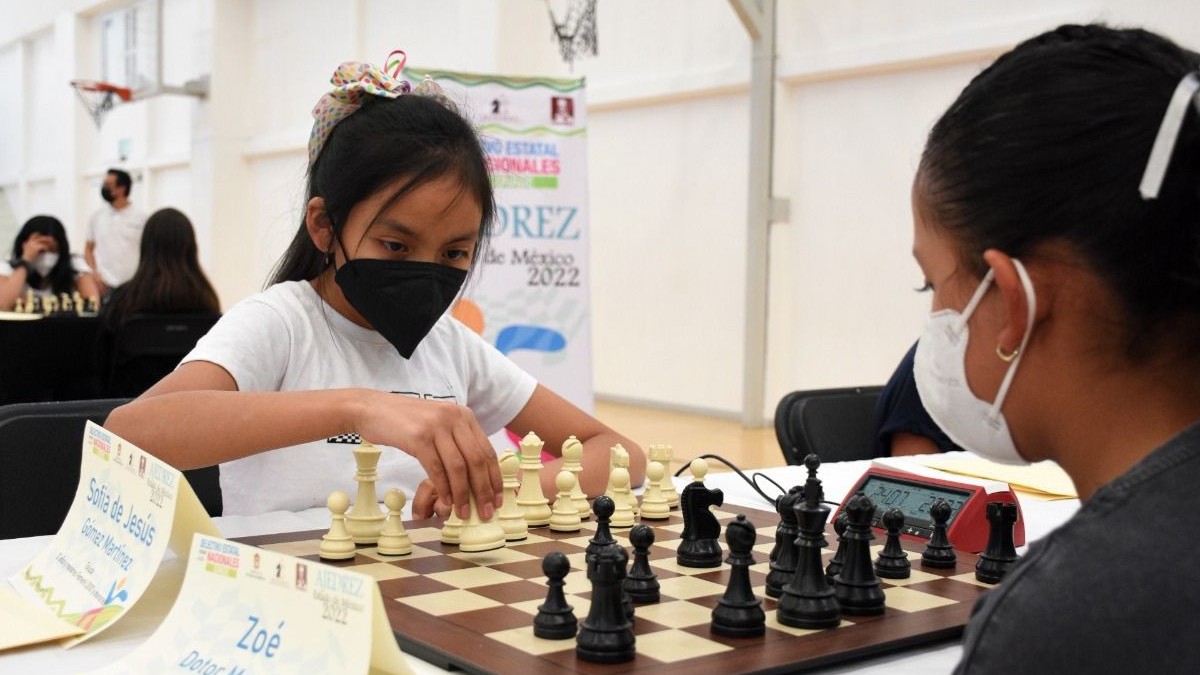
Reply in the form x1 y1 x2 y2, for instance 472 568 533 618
103 207 220 330
918 24 1200 360
11 215 76 294
269 93 494 285
108 169 133 197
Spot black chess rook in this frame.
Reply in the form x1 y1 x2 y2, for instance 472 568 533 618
577 545 635 663
975 501 1020 584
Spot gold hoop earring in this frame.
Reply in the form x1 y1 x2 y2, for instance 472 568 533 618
996 344 1020 363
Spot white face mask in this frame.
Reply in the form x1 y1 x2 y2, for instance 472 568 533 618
913 259 1036 465
33 252 59 277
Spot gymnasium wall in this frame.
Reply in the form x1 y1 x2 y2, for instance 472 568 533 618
2 0 1198 423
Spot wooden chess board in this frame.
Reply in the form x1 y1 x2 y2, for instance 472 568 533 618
236 504 992 674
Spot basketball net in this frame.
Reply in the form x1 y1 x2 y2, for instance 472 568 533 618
545 0 597 70
70 80 133 129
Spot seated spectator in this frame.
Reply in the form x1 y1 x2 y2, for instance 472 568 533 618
871 341 964 457
0 215 99 311
98 207 220 395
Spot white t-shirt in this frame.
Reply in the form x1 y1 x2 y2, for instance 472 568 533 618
0 254 92 298
182 281 538 515
87 203 147 287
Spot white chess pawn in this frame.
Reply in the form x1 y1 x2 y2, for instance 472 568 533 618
458 494 506 552
561 436 590 520
13 297 23 313
639 461 671 520
345 442 386 544
604 444 629 502
516 432 552 527
376 489 413 556
550 470 583 532
441 510 463 545
650 444 681 509
610 467 635 528
319 491 356 560
497 452 528 541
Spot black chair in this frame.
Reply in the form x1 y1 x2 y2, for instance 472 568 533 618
774 386 884 465
104 312 220 397
0 398 221 539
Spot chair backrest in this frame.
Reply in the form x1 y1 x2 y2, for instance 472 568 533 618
106 312 220 397
0 398 222 539
774 386 884 465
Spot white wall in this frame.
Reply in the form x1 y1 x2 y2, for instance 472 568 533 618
3 0 1199 424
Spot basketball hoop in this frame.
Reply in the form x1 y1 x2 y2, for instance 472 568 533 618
544 0 597 70
70 80 133 129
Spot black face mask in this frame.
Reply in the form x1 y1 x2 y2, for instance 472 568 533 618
334 258 467 359
101 187 114 203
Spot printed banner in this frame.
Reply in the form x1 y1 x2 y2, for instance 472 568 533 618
86 534 412 674
5 422 218 649
415 69 593 418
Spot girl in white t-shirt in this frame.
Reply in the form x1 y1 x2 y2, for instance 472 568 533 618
108 54 645 517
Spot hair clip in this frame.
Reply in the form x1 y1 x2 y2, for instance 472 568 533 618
1139 71 1200 200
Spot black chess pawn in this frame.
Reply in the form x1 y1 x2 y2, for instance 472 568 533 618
777 455 840 630
921 499 957 569
676 473 725 568
833 493 886 616
586 495 617 563
825 510 849 582
711 514 766 637
873 507 912 579
976 502 1021 584
623 524 660 603
534 551 578 639
577 545 635 663
765 485 804 598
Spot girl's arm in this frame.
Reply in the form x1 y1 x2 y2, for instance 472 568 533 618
105 361 503 519
0 267 27 310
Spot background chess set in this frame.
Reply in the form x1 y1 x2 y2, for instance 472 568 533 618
9 290 100 316
238 503 993 674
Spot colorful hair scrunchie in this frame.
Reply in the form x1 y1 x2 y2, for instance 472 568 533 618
307 50 454 167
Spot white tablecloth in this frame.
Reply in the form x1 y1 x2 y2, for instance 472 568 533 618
0 456 1079 674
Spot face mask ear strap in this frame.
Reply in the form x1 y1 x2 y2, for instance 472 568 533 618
988 259 1037 419
954 269 996 331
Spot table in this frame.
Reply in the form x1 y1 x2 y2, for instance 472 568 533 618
0 315 102 404
0 457 1080 673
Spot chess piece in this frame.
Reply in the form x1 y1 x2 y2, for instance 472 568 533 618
873 507 912 579
534 551 578 639
676 458 724 568
516 432 552 527
777 454 840 630
441 510 463 545
345 442 386 544
576 545 635 663
72 291 83 316
458 494 506 552
975 502 1020 584
13 297 22 313
497 451 528 541
586 496 617 563
609 466 635 528
623 524 660 603
561 436 590 519
825 511 849 582
639 462 671 520
765 485 804 598
921 499 957 568
376 488 413 556
833 493 886 615
711 514 766 637
319 490 356 560
605 444 638 517
550 470 584 532
648 444 681 509
60 292 72 313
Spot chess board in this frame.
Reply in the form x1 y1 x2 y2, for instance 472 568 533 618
237 504 992 674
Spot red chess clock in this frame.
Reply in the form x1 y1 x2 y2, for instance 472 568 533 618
835 463 1025 554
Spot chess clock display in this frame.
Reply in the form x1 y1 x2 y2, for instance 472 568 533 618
837 463 1025 554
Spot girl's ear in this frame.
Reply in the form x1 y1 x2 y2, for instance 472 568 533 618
305 197 334 254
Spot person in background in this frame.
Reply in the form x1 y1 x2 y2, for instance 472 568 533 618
908 24 1200 673
106 54 645 518
98 207 221 396
85 168 147 296
871 340 964 457
0 215 99 311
